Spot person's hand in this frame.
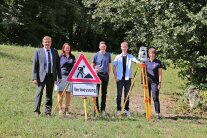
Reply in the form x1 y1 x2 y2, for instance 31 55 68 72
158 83 161 90
94 67 98 73
58 79 62 84
32 80 38 85
114 76 119 82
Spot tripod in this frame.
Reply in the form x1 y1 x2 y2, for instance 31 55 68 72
121 63 151 120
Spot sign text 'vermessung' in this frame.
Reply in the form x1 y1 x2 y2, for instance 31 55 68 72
72 83 98 96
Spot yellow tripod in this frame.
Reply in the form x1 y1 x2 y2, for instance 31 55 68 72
121 63 151 120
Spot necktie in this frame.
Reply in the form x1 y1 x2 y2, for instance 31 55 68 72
47 50 51 74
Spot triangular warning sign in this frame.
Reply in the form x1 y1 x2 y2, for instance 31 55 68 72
67 53 101 83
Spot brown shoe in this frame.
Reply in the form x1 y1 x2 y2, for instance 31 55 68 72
34 112 40 117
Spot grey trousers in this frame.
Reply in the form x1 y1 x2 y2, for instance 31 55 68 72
34 74 54 114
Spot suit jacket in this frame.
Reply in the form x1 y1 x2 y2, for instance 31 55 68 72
32 48 62 82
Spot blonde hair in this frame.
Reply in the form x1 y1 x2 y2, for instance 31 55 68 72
121 42 128 47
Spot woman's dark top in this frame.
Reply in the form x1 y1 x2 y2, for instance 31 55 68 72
60 54 76 76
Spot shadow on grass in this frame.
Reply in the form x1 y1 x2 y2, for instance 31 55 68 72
52 112 145 122
163 115 207 121
0 51 17 60
0 51 32 63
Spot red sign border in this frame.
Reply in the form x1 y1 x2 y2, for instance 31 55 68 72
67 53 101 83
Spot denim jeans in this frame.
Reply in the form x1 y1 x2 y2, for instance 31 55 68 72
116 79 131 111
148 82 160 113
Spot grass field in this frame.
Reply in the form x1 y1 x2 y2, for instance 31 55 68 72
0 45 207 137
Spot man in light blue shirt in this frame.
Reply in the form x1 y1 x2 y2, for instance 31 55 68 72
113 42 139 117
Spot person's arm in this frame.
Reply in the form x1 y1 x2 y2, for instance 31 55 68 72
113 56 119 82
158 67 162 90
108 63 111 75
32 50 39 85
56 51 62 83
113 65 118 82
131 55 139 63
108 53 112 74
91 62 95 68
91 62 98 73
91 54 98 73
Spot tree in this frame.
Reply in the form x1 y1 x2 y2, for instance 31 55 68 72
0 0 109 51
0 0 22 43
83 0 207 88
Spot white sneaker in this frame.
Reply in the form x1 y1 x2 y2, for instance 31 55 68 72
59 109 63 115
124 110 131 117
117 110 121 116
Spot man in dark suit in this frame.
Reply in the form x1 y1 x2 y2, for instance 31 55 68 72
32 36 62 117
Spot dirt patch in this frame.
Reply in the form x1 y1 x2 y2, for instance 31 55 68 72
130 95 177 117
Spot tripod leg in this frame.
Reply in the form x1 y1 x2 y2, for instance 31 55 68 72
52 83 70 115
121 67 139 114
141 65 151 120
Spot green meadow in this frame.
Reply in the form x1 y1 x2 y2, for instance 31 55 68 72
0 45 207 137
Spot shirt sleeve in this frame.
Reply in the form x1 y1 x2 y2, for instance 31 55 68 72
73 55 76 63
92 54 96 64
113 55 118 66
131 55 139 63
109 53 112 63
158 60 162 68
59 55 64 68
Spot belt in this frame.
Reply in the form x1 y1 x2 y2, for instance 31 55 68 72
98 72 108 75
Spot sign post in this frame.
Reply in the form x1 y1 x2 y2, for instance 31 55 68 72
67 54 101 121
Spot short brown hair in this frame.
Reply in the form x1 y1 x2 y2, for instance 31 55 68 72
148 48 156 54
99 41 106 46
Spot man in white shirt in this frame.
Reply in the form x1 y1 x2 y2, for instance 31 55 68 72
113 42 139 117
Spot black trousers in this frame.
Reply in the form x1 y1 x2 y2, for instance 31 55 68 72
34 74 54 114
148 82 160 113
116 79 131 111
96 72 109 111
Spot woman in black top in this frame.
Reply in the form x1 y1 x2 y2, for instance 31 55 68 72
56 43 75 115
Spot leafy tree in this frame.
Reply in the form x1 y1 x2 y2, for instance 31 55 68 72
0 0 110 51
83 0 207 88
0 0 22 43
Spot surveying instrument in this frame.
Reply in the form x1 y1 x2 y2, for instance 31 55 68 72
121 46 151 120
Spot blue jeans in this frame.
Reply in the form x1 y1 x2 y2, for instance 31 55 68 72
116 79 131 111
148 82 160 113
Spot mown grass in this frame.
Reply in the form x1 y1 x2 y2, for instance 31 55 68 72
0 45 207 137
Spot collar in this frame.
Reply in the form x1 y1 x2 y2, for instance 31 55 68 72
44 48 51 52
63 54 70 58
99 51 106 55
120 53 128 57
148 58 156 62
